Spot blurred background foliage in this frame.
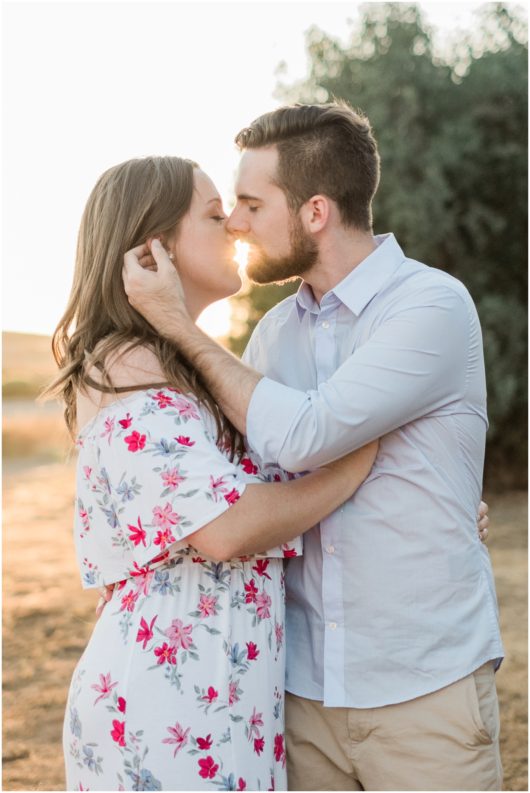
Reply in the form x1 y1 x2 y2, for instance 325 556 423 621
228 2 528 489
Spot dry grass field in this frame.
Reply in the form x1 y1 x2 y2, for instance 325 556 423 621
2 332 528 791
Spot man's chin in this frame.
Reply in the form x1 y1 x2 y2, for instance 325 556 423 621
246 259 301 285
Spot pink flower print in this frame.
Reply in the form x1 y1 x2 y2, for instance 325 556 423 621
254 736 265 755
255 591 272 620
154 642 177 665
209 475 228 501
164 618 193 650
202 686 218 703
244 579 258 603
162 721 190 757
129 562 155 595
225 488 241 505
161 467 186 491
196 734 213 750
111 719 126 747
174 396 200 419
246 641 260 661
275 621 284 648
198 756 219 780
197 593 218 618
128 517 147 547
175 435 195 447
248 706 264 740
252 558 272 580
124 430 146 452
79 506 90 532
238 779 247 791
120 589 139 612
101 416 115 445
228 680 240 706
274 733 285 764
152 502 180 531
91 672 118 705
192 556 206 563
153 391 175 409
283 547 298 558
83 466 92 480
150 549 170 565
118 412 133 429
241 457 259 475
117 697 126 714
136 615 157 650
154 528 176 550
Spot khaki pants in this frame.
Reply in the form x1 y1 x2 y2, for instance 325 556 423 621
286 662 503 791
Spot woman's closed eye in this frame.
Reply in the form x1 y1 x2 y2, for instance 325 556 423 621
212 215 227 223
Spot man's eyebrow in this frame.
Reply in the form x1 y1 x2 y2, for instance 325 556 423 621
237 193 262 202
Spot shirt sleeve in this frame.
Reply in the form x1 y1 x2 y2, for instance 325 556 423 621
97 392 248 569
246 285 473 472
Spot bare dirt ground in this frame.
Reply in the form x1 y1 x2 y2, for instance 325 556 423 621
3 461 527 791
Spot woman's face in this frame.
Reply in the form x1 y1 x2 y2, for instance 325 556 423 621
167 169 241 317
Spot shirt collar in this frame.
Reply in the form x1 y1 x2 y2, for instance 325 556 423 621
295 233 406 320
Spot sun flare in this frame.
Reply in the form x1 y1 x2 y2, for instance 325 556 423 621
234 240 249 270
196 241 250 339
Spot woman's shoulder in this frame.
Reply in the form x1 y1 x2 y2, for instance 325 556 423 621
89 339 166 389
76 340 168 433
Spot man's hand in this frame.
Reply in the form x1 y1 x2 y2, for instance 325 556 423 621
95 584 114 618
123 239 190 336
124 238 261 435
478 499 489 543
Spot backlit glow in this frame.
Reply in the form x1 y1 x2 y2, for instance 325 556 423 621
234 240 249 271
197 300 232 339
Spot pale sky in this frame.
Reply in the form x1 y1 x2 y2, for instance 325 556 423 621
2 0 506 338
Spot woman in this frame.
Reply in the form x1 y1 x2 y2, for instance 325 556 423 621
44 156 379 791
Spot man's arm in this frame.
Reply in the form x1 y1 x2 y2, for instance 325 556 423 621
124 241 477 472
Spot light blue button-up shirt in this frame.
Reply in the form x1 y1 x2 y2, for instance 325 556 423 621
242 233 504 708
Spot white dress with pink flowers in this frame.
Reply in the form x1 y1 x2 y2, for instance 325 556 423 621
63 387 301 791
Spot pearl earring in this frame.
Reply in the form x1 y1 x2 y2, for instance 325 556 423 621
168 252 174 261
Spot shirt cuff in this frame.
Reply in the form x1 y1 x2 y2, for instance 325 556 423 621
246 377 308 467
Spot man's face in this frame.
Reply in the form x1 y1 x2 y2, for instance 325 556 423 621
227 146 318 283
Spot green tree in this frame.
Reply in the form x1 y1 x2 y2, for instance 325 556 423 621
228 3 527 487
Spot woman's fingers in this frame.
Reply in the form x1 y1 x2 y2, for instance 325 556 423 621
478 500 488 518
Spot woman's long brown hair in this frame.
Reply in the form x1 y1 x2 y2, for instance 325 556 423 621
40 156 245 460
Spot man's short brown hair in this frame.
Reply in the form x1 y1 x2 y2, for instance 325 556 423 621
235 102 380 231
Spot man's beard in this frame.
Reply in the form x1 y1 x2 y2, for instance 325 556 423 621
245 215 319 284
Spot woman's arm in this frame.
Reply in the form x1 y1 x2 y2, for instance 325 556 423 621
188 441 379 561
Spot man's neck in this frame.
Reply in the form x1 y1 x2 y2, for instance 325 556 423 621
302 230 377 305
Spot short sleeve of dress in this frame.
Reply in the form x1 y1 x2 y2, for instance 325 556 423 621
80 389 248 575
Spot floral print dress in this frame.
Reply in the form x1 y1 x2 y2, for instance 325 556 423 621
63 387 302 791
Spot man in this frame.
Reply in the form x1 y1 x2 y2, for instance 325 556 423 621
122 103 503 790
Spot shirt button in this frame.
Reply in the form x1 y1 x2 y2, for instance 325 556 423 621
321 320 330 329
326 545 335 554
329 622 337 630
